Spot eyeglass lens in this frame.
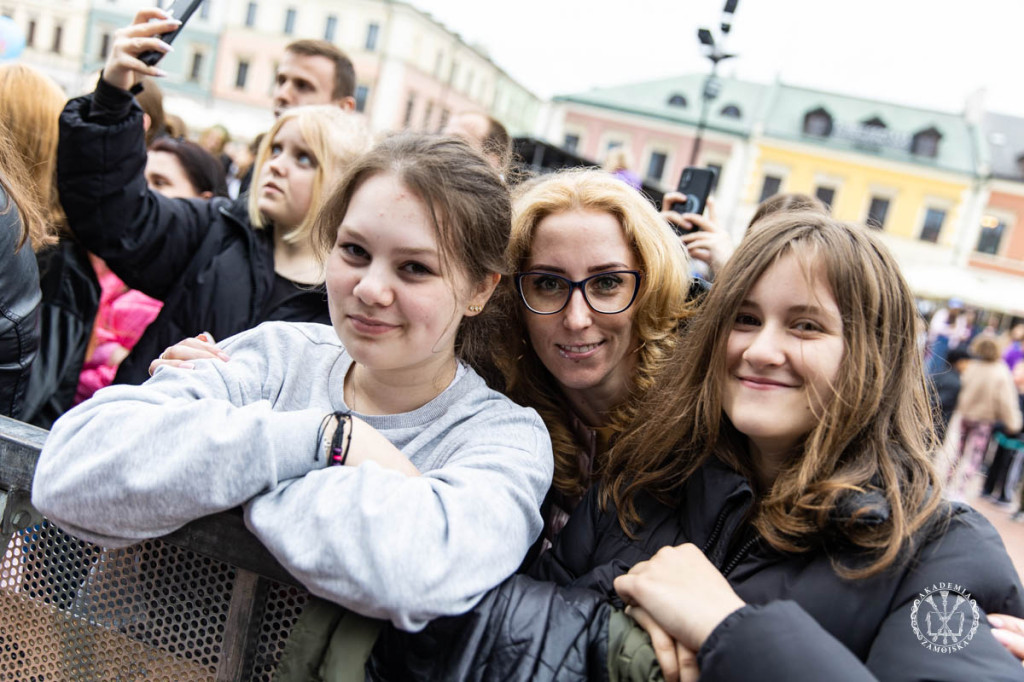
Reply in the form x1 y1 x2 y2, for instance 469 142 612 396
519 272 638 314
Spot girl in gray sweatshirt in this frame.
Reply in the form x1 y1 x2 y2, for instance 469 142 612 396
33 133 553 633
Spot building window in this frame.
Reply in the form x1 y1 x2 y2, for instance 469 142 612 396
605 140 623 154
803 107 833 137
244 2 257 27
354 84 369 112
719 104 741 118
667 93 687 107
912 127 942 158
189 51 203 82
324 15 337 41
235 60 250 89
51 24 63 53
283 7 296 34
919 208 946 243
423 100 433 128
646 152 668 183
438 108 450 133
976 215 1006 255
866 196 890 229
759 175 782 203
26 19 35 47
365 22 379 51
862 116 887 129
402 93 416 127
814 186 835 209
199 0 210 20
99 32 111 59
564 134 580 154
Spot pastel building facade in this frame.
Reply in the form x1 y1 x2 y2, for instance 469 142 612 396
9 0 541 142
2 0 92 95
549 74 1024 316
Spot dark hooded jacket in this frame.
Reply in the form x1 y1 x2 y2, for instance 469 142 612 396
369 456 1024 681
56 79 328 387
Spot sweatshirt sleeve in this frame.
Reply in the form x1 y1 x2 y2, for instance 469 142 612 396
31 328 326 548
697 509 1024 682
243 403 553 632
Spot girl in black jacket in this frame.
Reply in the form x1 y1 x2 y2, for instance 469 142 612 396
369 211 1024 682
56 9 370 386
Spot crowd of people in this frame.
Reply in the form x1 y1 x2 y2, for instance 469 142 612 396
3 6 1024 680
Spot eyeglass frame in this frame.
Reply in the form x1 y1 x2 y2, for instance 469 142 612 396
514 270 643 315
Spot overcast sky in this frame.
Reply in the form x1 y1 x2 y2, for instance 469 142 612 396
411 0 1024 117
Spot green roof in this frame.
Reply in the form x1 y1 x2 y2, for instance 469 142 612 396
555 76 980 176
762 83 978 175
554 74 767 136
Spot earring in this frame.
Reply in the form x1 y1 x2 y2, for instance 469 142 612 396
468 304 483 313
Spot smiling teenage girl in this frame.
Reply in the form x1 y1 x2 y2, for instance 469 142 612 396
370 212 1024 681
34 134 553 632
55 9 370 386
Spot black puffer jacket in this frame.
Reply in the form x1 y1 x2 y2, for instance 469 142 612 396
0 191 41 421
57 80 329 386
371 456 1024 681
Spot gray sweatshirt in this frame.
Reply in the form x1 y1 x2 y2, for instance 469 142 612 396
33 322 553 632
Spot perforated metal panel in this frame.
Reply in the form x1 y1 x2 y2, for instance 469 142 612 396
246 584 308 681
0 521 308 681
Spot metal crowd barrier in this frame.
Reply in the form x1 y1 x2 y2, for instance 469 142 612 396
0 415 311 681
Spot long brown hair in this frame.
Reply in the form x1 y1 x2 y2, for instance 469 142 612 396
0 130 50 251
498 169 693 500
0 63 66 245
604 211 942 578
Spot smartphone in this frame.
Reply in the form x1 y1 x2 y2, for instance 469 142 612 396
138 0 205 66
668 166 717 235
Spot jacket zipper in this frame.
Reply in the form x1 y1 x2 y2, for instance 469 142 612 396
722 535 759 576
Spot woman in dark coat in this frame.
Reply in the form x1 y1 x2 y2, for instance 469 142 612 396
369 212 1024 681
56 9 369 386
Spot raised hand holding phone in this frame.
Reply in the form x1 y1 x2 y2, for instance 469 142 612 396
138 0 205 66
101 8 181 91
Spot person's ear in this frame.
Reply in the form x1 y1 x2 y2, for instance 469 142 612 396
142 113 152 132
465 273 501 316
200 191 214 199
338 96 357 112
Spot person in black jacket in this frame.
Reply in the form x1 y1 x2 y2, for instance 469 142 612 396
368 212 1024 681
0 132 47 421
56 8 371 387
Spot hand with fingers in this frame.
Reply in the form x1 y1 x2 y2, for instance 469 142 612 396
614 543 746 655
624 604 700 682
148 332 229 376
661 195 734 278
989 613 1024 664
102 7 181 91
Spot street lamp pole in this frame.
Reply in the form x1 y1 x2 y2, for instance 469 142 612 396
689 1 739 166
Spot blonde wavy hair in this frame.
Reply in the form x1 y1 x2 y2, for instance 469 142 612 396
248 105 371 245
497 169 693 499
0 63 65 248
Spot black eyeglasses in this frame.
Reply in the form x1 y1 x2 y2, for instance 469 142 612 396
515 270 642 315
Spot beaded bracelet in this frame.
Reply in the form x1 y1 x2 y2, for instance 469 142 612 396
328 411 354 467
